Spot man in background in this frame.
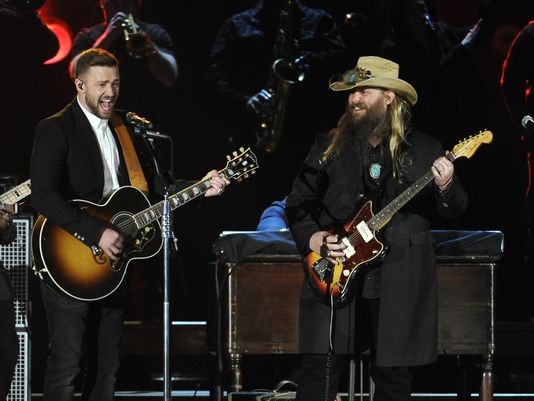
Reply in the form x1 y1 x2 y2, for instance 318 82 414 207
69 0 178 123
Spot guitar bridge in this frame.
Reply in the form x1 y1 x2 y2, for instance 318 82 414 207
312 259 333 281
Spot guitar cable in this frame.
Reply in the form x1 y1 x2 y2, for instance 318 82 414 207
323 289 335 401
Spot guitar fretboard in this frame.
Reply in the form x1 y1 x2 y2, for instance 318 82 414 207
0 179 31 206
368 152 456 231
122 146 257 229
133 177 219 228
368 171 435 231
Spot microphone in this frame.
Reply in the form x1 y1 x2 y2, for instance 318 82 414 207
522 115 534 132
126 111 154 130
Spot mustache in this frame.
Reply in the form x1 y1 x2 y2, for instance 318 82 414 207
349 102 366 110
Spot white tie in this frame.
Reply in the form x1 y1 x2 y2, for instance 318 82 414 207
99 121 120 196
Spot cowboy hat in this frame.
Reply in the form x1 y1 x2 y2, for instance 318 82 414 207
329 56 418 106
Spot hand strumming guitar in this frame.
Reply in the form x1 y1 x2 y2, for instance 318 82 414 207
309 231 346 265
98 228 124 261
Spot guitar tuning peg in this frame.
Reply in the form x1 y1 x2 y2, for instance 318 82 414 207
232 151 238 157
236 177 242 182
226 155 231 161
243 173 249 178
251 170 256 174
239 147 244 152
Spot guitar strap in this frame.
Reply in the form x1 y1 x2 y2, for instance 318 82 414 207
111 113 149 195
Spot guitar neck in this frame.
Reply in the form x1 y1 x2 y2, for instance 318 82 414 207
0 179 31 206
126 146 258 228
369 152 456 231
132 173 224 228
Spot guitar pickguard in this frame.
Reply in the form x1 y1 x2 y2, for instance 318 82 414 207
106 211 158 272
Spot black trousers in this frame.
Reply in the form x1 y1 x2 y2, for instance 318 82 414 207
0 298 18 401
40 282 124 401
294 299 414 401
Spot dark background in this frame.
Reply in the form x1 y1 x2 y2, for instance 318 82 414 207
5 0 534 395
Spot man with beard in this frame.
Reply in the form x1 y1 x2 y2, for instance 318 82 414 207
30 48 228 401
286 56 468 401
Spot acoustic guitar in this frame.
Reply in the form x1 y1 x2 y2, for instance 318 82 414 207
32 148 258 301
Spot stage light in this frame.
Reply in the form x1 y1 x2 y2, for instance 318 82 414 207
42 18 72 65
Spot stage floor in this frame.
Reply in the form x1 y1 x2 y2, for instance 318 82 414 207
28 392 534 400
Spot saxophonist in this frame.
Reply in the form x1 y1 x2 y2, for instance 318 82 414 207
208 0 345 229
69 0 178 124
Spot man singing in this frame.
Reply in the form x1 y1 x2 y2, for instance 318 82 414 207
31 48 228 401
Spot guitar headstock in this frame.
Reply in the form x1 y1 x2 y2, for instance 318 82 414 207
451 130 493 160
223 147 259 182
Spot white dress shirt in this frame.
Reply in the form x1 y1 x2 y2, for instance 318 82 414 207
78 98 120 197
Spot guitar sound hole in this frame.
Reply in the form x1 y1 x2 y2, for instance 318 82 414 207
112 213 138 239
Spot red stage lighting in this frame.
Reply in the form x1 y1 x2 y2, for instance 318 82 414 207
42 17 72 65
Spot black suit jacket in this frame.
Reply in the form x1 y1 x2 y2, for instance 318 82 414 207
30 98 165 247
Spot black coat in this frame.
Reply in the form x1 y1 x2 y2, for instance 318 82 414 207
286 130 468 366
30 99 176 248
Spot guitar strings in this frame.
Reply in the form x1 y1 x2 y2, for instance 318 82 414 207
111 179 214 234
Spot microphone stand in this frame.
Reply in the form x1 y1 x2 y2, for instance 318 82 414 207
132 124 174 178
162 192 172 401
131 123 176 399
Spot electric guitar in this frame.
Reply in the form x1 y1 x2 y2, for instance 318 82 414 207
304 131 493 307
0 179 31 213
32 148 258 301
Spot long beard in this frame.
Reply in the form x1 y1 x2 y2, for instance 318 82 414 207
338 102 391 149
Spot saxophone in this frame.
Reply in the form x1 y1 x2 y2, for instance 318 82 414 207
255 0 304 153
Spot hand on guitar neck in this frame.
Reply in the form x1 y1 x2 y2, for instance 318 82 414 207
202 169 231 197
431 151 454 190
0 204 15 231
